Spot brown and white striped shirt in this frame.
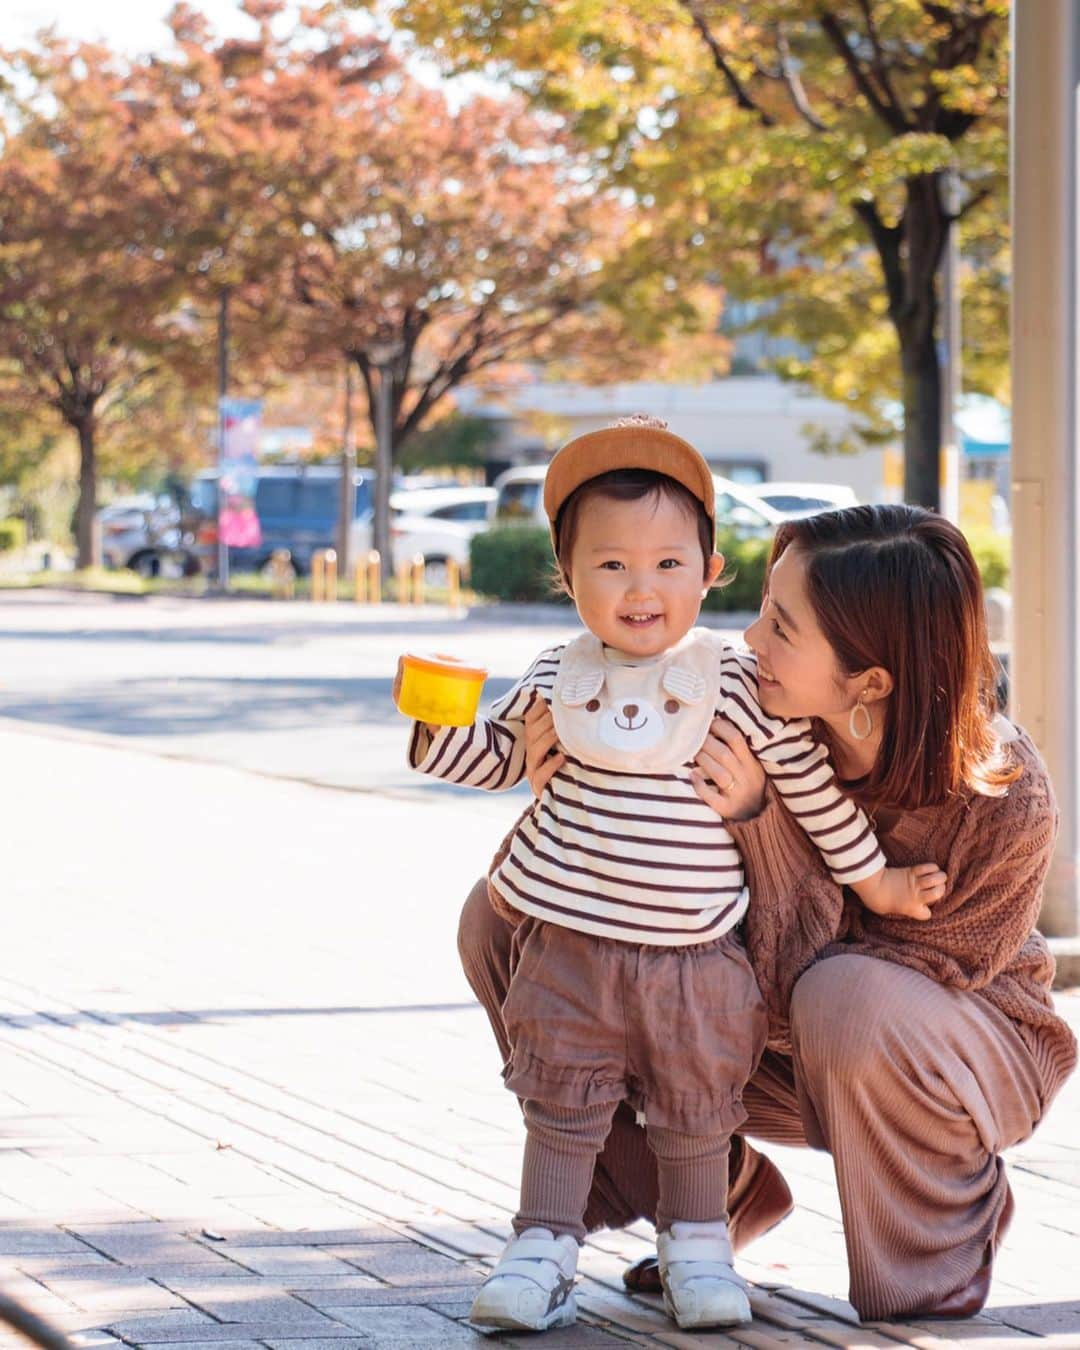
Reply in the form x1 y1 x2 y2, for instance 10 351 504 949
408 637 885 947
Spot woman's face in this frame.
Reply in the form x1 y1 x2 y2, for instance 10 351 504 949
744 545 864 723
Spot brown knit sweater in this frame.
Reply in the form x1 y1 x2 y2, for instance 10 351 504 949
728 728 1078 1100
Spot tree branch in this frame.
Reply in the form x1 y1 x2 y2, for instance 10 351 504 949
817 11 910 135
679 1 777 127
775 24 827 131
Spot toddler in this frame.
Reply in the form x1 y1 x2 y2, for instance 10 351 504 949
398 421 946 1333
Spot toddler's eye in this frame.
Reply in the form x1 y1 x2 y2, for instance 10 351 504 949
658 558 682 569
600 560 624 571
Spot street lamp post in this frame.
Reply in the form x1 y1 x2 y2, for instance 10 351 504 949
367 341 403 577
217 286 231 590
337 358 356 576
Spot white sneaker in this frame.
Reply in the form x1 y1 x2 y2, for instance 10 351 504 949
468 1227 579 1334
657 1220 752 1329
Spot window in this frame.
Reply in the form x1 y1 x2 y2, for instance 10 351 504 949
353 479 372 518
432 500 490 522
297 480 337 521
255 479 296 518
497 481 542 521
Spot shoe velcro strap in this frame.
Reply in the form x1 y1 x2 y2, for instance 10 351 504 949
490 1258 561 1285
661 1239 735 1266
501 1239 566 1264
665 1261 743 1284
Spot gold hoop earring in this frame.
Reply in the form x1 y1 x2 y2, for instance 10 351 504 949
849 693 873 741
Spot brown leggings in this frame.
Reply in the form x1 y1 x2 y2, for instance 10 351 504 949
515 1098 729 1242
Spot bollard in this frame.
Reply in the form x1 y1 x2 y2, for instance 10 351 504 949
324 548 338 603
311 549 326 603
411 553 425 606
270 548 295 601
446 557 461 609
367 550 382 604
353 558 368 604
395 558 411 604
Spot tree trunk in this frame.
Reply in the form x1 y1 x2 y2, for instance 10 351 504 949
899 324 942 511
861 176 949 512
75 415 99 569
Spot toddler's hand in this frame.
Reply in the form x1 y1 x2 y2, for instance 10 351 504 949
524 694 565 796
856 863 947 922
393 656 443 737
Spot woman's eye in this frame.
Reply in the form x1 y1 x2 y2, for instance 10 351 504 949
771 619 788 641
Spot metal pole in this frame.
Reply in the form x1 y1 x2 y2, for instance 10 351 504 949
1011 1 1080 942
939 170 961 525
217 286 231 589
337 358 356 576
372 359 394 572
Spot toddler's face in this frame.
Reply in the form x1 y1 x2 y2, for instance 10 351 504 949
567 493 722 657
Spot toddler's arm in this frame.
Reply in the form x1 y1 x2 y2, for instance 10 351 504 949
402 649 558 792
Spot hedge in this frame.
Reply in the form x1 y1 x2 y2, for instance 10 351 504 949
0 518 26 553
470 521 1012 609
468 524 763 610
469 526 570 604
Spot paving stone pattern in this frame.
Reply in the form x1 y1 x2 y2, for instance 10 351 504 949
0 598 1078 1348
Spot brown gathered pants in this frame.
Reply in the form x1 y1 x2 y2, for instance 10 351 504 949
458 879 1049 1322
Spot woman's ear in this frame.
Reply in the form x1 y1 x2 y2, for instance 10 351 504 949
859 666 894 704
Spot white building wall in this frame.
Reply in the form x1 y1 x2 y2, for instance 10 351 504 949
458 377 888 502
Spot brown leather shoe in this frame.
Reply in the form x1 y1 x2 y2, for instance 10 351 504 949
907 1184 1015 1321
622 1139 793 1295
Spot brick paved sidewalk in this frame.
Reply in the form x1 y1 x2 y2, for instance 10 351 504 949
1 729 1079 1350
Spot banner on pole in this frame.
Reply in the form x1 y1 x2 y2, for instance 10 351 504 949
218 398 263 549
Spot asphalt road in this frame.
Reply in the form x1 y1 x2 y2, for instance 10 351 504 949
1 591 745 817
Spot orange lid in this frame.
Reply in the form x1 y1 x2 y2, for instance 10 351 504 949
401 651 488 681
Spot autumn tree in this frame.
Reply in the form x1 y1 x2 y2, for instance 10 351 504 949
390 0 1009 509
0 36 202 565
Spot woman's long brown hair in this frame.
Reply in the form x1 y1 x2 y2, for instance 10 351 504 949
769 504 1019 810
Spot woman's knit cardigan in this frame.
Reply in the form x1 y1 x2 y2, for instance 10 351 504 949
729 729 1077 1099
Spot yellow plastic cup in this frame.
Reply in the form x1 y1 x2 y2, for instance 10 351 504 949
396 651 488 727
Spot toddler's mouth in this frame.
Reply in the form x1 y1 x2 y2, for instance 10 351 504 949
620 614 661 627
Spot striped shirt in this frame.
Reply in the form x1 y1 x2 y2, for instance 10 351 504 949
408 640 885 947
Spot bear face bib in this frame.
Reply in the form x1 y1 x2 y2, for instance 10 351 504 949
551 629 726 774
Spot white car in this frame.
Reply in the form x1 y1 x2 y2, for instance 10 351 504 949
354 485 495 584
744 481 858 518
492 464 783 538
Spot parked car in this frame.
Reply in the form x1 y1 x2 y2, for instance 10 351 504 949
353 485 496 584
98 494 196 577
186 465 375 575
491 464 783 538
743 481 859 518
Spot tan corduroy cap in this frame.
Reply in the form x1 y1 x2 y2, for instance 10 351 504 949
543 418 716 552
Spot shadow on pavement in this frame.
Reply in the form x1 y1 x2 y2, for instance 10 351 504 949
0 675 519 738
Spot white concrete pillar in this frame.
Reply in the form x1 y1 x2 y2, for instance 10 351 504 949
1011 2 1080 948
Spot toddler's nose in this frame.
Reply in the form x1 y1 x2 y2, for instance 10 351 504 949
622 704 639 718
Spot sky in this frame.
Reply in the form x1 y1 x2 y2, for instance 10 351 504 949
2 0 259 52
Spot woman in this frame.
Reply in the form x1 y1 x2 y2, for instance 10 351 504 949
457 505 1077 1322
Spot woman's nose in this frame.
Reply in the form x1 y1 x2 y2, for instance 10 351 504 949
744 615 763 649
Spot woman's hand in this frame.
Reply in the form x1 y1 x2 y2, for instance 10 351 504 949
524 695 565 797
690 718 767 821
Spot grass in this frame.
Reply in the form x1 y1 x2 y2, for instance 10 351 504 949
0 566 474 606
